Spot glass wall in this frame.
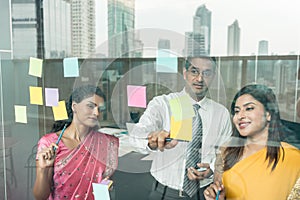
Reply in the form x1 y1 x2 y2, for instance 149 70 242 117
0 55 299 199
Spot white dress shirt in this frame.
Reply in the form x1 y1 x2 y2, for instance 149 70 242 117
130 89 232 190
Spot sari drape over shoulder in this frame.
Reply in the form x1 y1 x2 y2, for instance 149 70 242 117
37 130 119 200
222 142 300 200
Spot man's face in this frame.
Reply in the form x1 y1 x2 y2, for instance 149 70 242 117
183 57 215 100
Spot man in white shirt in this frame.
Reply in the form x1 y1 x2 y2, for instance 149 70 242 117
130 56 232 200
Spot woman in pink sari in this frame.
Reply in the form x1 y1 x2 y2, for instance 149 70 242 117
33 85 119 200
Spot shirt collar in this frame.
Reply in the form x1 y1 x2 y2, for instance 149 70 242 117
182 88 209 111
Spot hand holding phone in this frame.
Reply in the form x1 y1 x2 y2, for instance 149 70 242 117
195 165 207 172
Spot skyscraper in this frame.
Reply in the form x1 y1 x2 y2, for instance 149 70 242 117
12 0 71 59
0 0 12 59
158 39 170 50
185 4 211 56
107 0 135 58
258 40 269 55
194 5 211 55
71 0 96 58
227 19 240 56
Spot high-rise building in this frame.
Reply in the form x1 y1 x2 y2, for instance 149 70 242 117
71 0 96 58
107 0 135 58
258 40 269 55
12 0 71 59
185 4 211 56
227 19 240 56
158 39 170 50
194 5 211 55
0 0 13 59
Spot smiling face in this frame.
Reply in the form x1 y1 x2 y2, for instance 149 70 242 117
183 57 215 101
72 94 105 128
233 94 271 139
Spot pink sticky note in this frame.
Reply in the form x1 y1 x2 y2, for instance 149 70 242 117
127 85 147 108
45 88 59 106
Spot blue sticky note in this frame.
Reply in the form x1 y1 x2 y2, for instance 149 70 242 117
156 49 178 73
63 57 79 77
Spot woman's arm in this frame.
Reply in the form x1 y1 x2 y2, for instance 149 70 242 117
33 162 54 200
33 143 57 200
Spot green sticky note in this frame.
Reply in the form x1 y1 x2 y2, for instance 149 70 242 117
29 57 43 77
169 95 194 121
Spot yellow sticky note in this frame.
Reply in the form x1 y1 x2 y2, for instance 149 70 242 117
29 86 43 105
169 95 194 121
170 116 192 141
29 57 43 77
52 101 68 121
14 105 27 123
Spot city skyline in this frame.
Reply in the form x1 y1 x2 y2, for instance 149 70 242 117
96 0 300 56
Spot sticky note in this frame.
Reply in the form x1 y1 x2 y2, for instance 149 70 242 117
63 57 79 77
52 101 68 121
169 95 194 121
92 183 110 200
156 49 178 73
127 85 147 108
14 105 27 123
29 86 43 105
45 88 59 106
29 57 43 77
170 116 192 141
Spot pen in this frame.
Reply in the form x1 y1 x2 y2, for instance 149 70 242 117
216 190 220 200
165 138 187 142
132 136 187 142
53 124 67 151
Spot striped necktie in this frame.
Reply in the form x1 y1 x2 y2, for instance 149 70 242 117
183 104 202 197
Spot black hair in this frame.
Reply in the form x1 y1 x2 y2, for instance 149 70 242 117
224 84 284 171
184 56 217 70
50 85 106 132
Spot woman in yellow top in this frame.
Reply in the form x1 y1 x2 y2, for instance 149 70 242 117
204 84 300 200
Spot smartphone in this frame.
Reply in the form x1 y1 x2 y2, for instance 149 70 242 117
195 166 207 172
100 179 113 189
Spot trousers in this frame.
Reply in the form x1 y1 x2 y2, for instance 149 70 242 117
148 181 207 200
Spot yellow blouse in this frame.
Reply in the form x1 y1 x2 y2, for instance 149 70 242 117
222 142 300 200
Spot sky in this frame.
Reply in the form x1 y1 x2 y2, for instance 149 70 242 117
96 0 300 56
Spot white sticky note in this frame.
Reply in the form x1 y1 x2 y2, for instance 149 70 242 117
92 183 110 200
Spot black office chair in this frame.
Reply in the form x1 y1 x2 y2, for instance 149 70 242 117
281 119 300 149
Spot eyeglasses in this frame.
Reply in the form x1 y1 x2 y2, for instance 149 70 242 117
187 68 214 78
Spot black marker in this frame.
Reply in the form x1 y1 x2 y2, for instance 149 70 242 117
165 138 187 142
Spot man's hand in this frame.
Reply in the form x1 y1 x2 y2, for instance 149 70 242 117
187 163 213 181
147 130 178 151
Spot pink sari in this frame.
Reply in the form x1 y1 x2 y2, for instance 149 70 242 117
37 130 119 200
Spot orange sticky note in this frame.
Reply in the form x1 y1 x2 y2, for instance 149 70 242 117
52 101 68 121
29 86 43 105
170 116 192 141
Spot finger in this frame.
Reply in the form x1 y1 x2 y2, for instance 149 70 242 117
187 168 198 180
204 184 218 199
197 163 210 168
157 131 169 151
165 139 178 149
204 187 216 199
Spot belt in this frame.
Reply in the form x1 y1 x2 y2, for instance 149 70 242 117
154 181 189 198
